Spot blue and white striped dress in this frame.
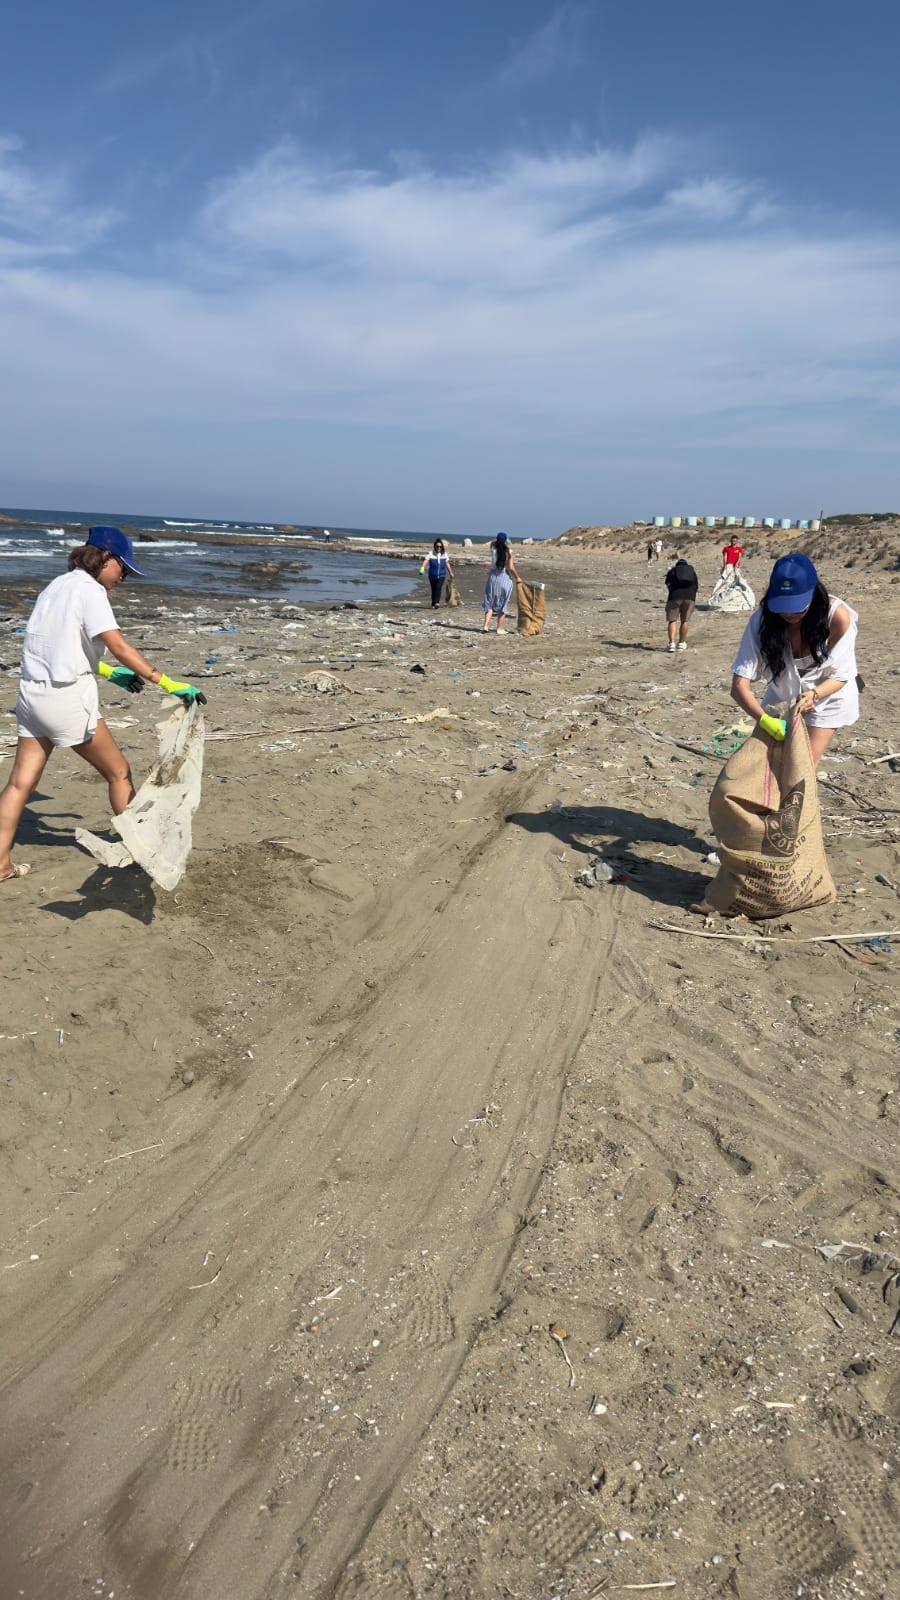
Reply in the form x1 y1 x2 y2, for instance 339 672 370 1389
482 555 514 615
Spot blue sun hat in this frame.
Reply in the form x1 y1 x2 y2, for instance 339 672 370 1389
86 525 145 575
766 552 817 613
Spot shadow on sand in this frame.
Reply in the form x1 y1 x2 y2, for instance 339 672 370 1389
506 802 710 910
40 861 156 926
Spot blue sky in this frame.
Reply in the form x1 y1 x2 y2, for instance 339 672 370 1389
2 0 898 534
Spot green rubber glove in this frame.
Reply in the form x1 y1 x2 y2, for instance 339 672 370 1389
758 712 786 741
157 673 207 706
97 661 144 694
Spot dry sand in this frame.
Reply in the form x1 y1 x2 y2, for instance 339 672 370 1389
1 538 899 1600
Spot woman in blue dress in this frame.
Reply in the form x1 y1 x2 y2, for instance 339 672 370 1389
481 533 519 634
421 539 454 608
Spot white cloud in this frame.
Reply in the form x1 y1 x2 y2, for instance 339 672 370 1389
0 134 113 258
499 4 587 89
197 137 693 291
0 131 898 517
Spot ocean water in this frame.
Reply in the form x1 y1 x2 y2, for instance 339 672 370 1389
0 507 479 605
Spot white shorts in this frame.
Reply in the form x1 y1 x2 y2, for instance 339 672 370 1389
16 676 100 747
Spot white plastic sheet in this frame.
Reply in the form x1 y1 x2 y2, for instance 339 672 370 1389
707 567 756 612
76 702 205 891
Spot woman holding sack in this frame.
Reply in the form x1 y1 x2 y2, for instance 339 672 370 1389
730 552 859 770
481 532 519 634
420 539 454 608
0 525 206 883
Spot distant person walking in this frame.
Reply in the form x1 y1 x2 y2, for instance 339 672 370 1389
0 526 206 883
655 537 664 560
730 553 859 769
722 539 744 573
646 541 654 563
420 539 454 608
482 532 519 634
664 554 699 652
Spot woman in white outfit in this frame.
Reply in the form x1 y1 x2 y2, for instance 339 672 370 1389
0 525 205 883
730 552 859 770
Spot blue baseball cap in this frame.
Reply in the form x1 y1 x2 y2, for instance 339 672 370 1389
494 530 509 543
766 552 817 613
87 525 145 576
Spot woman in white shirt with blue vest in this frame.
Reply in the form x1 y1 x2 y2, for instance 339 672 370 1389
421 539 454 608
0 525 205 883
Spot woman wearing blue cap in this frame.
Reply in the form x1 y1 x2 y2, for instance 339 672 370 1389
730 552 859 769
0 526 206 882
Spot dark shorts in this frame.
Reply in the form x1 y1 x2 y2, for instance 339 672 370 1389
665 598 695 624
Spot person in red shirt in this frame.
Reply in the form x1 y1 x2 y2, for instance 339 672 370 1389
722 540 744 569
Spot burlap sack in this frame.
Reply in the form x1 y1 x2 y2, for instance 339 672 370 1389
516 581 547 637
703 710 835 918
443 577 461 607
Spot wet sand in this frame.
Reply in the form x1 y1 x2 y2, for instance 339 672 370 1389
1 536 898 1600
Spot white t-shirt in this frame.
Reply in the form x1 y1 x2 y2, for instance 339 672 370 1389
731 597 859 728
21 569 118 684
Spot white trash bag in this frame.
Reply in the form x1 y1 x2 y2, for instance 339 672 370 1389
77 702 205 891
708 567 756 612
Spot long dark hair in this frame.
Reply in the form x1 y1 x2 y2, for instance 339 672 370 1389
493 539 509 571
758 580 830 678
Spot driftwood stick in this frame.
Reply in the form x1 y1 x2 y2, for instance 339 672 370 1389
648 920 900 947
207 709 455 742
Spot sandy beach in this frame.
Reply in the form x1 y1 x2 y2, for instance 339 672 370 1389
1 532 898 1600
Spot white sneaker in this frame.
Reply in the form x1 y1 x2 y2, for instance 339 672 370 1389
677 641 687 651
666 641 677 652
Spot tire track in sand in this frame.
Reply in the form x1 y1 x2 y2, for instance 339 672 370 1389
0 771 621 1600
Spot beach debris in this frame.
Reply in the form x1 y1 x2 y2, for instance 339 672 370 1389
300 669 359 694
548 1322 576 1388
649 920 900 947
189 1239 235 1289
102 1141 164 1164
207 707 456 741
815 1239 880 1261
76 703 204 892
604 1585 676 1594
576 859 615 886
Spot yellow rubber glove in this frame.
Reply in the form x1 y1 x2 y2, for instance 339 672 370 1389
758 713 786 741
157 674 207 705
97 661 143 694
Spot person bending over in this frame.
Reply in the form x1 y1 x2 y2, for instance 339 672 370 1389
730 553 859 770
